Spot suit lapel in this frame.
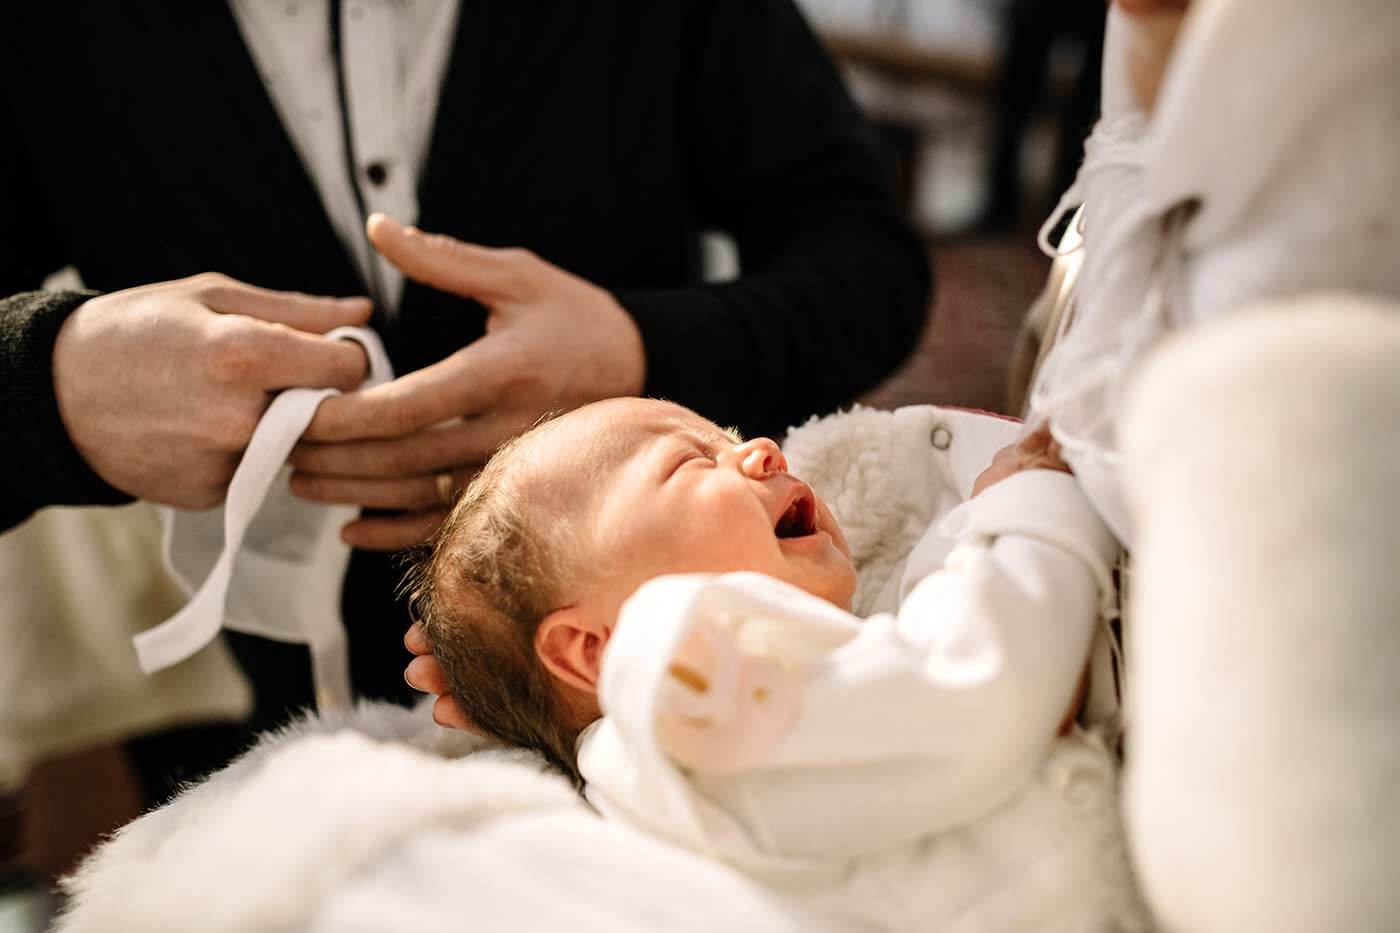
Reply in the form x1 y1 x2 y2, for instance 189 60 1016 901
393 1 493 372
416 0 490 243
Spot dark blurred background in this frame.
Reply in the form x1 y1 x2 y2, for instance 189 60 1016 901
801 0 1104 414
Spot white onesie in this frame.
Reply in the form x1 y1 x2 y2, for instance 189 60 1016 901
579 406 1147 932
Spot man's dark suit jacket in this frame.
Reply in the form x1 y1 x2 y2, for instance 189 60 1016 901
0 0 929 796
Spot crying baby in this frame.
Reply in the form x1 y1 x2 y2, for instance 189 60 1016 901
407 397 1088 780
403 397 1144 927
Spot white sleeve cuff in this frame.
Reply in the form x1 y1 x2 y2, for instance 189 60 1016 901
938 470 1120 597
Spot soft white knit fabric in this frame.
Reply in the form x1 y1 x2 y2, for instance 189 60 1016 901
1121 297 1400 932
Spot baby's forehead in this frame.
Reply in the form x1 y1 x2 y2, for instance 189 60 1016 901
550 398 737 461
498 400 741 540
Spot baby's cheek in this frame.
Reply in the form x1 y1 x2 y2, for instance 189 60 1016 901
829 558 859 611
679 500 766 571
818 500 852 560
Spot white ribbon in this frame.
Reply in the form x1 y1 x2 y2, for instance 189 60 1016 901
135 326 393 711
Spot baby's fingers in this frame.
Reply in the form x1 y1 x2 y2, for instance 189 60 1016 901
1018 423 1055 454
1030 452 1074 476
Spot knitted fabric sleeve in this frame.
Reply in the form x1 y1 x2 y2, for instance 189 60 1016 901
0 289 129 531
614 0 930 439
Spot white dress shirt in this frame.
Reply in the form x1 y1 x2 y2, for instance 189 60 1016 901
228 0 461 315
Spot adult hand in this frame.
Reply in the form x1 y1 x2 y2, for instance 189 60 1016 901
289 214 647 551
971 424 1073 498
52 274 372 508
403 621 476 732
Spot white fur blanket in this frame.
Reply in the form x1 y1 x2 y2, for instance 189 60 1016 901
62 704 805 933
1122 297 1400 932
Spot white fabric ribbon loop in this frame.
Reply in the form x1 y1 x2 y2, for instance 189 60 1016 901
135 326 393 711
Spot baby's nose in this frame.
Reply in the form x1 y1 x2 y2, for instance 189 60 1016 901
738 438 787 478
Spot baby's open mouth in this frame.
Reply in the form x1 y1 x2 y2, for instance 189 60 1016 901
775 488 818 539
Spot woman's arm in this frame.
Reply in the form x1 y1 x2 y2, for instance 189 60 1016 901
0 289 128 532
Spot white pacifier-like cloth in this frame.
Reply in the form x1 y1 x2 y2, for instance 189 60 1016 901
134 326 393 711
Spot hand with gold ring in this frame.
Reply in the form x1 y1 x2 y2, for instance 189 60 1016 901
287 213 645 552
435 471 458 507
287 461 473 549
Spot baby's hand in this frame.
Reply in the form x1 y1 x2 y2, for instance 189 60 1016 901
971 424 1072 498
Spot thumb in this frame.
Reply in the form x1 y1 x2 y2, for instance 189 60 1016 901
367 213 525 305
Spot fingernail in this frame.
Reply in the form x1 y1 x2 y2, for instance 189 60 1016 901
404 669 419 691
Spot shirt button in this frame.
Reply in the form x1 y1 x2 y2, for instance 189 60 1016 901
365 162 389 187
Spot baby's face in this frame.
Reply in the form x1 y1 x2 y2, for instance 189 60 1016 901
543 399 856 618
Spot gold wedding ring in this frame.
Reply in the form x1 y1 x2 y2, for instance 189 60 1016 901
436 471 456 505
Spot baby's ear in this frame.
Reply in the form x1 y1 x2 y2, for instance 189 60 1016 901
535 607 610 694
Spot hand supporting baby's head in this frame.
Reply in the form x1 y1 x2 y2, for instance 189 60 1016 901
403 398 856 783
402 416 586 780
